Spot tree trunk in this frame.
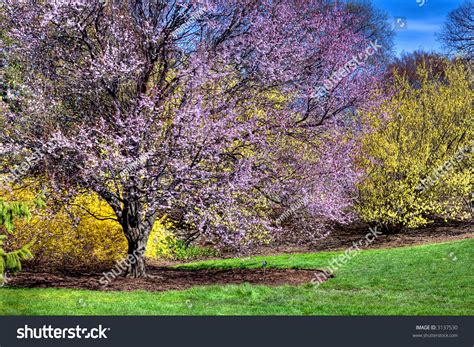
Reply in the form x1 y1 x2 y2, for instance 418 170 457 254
125 233 148 278
122 219 152 278
112 185 158 278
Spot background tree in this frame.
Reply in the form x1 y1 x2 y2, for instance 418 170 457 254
1 0 384 277
384 50 450 88
439 0 474 60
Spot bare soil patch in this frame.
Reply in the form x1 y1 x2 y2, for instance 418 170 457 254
7 267 325 292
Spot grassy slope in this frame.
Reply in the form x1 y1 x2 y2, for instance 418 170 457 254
0 239 472 315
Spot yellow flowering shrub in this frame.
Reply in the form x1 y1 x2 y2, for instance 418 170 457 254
3 186 126 269
357 61 473 230
145 215 220 261
1 181 175 269
145 215 177 259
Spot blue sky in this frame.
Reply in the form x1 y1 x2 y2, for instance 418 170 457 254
371 0 465 55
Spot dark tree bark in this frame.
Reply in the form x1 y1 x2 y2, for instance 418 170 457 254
97 178 158 278
119 188 156 278
122 220 152 278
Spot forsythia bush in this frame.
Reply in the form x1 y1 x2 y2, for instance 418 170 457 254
145 215 177 259
2 182 176 269
357 61 473 231
2 178 216 268
4 186 127 269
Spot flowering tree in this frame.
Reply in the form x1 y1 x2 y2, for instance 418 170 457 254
1 0 383 277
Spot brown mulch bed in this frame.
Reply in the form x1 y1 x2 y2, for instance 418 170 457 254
244 221 474 257
7 267 326 292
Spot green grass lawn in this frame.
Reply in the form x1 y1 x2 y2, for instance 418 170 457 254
0 238 472 315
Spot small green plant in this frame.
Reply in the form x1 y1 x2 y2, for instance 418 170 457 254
0 199 31 231
170 240 219 261
0 235 32 285
0 199 34 285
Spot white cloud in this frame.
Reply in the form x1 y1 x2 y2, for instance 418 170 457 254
405 20 442 32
